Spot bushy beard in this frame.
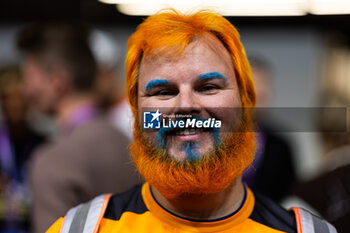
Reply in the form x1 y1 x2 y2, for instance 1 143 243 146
130 115 255 199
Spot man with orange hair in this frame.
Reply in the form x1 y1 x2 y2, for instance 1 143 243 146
47 10 336 233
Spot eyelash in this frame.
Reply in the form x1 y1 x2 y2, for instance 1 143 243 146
151 84 220 96
198 84 219 92
149 84 220 97
153 89 178 96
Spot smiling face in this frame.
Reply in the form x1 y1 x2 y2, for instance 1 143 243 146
131 33 255 199
138 34 242 161
127 11 256 199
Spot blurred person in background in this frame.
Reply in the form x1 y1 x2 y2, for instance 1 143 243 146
242 57 296 203
0 65 46 232
293 63 350 232
89 30 134 140
89 30 124 111
17 22 140 233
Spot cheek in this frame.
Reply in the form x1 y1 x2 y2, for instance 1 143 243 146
223 93 242 108
205 92 242 133
25 76 44 94
200 92 241 108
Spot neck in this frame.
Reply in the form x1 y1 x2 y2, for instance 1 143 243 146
151 177 245 220
57 93 95 128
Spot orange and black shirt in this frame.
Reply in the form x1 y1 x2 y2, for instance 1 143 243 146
48 182 297 232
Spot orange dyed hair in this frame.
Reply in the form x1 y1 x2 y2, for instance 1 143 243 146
126 9 256 118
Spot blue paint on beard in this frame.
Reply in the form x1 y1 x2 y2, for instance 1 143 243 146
181 141 199 161
156 126 170 149
155 118 184 148
155 117 222 161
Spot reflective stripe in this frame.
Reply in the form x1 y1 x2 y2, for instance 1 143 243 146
60 204 83 233
60 194 112 233
83 194 111 233
69 201 92 233
298 208 315 233
327 220 337 233
291 207 303 233
312 214 329 233
291 207 338 233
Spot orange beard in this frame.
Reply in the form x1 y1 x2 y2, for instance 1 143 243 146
130 115 255 199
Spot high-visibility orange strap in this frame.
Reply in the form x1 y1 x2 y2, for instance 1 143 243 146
58 217 66 233
291 207 303 233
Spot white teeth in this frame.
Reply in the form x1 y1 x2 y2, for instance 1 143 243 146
175 129 203 135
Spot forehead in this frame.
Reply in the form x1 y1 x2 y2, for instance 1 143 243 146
138 34 234 82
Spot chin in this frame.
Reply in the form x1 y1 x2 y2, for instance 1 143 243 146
167 144 213 162
165 132 215 162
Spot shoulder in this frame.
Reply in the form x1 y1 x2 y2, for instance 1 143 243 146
29 140 80 194
73 117 126 138
30 141 64 176
45 185 147 233
250 192 297 233
104 184 148 221
69 117 130 149
36 117 129 159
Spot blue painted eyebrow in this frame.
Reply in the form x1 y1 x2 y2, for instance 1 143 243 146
144 79 172 92
197 72 227 81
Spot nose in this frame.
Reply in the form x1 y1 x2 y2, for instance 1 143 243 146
173 86 201 116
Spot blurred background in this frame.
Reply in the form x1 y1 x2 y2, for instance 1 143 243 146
0 0 350 232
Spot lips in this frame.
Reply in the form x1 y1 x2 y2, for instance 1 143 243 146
168 128 211 142
167 127 212 136
165 118 214 142
174 128 204 136
154 117 217 148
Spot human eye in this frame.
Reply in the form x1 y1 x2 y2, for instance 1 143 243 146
151 89 178 97
198 84 220 94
